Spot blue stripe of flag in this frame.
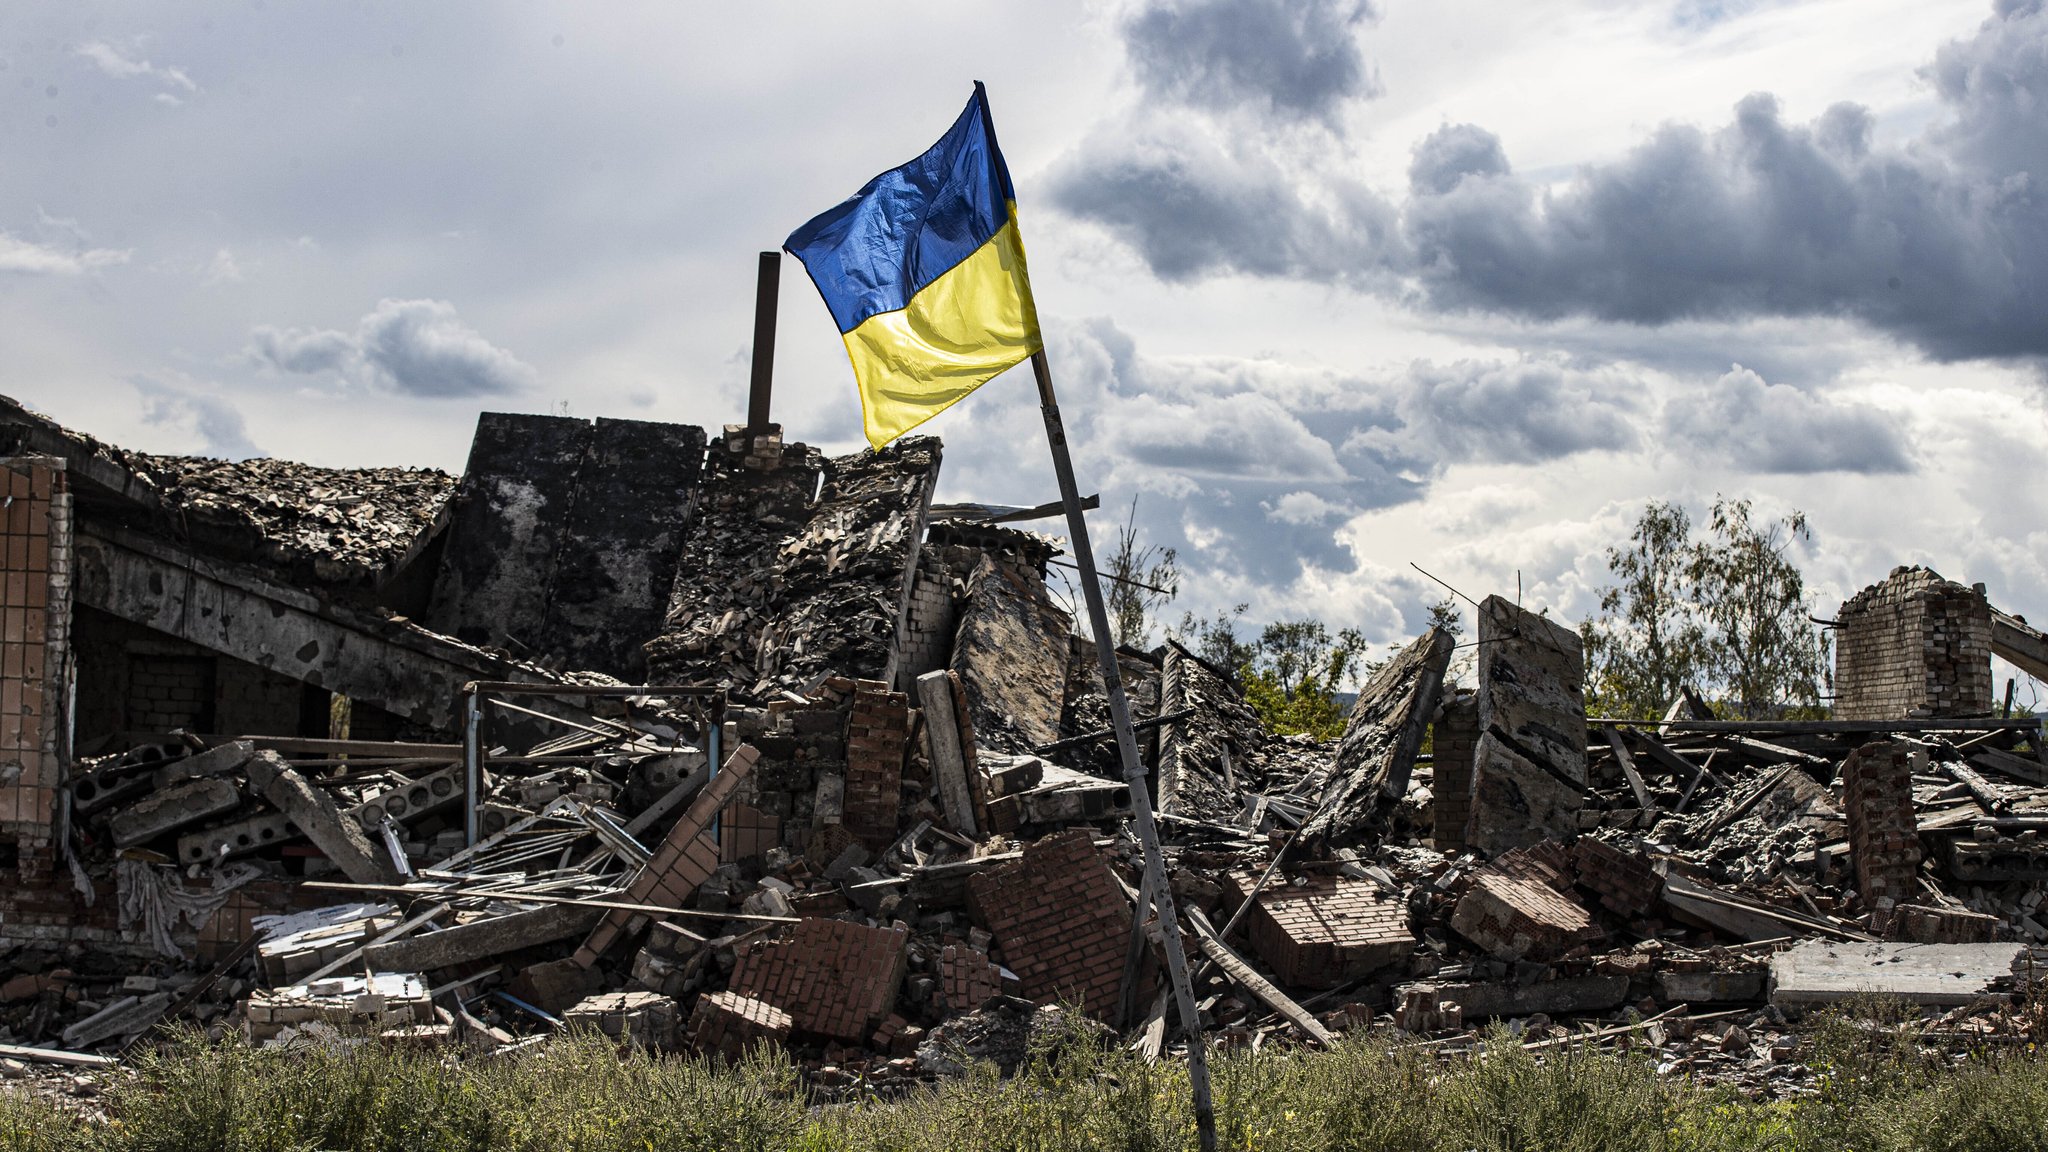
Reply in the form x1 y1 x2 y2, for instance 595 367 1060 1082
784 83 1018 336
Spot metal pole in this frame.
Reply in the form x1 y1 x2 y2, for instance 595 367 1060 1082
462 686 482 847
747 251 781 433
1030 348 1216 1152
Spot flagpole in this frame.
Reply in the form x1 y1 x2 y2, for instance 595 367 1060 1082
1030 348 1218 1152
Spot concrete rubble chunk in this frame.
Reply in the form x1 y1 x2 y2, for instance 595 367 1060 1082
108 776 243 848
1156 642 1262 824
948 555 1071 753
363 904 604 972
244 751 403 886
1298 627 1452 849
1468 596 1588 854
1770 940 2027 1008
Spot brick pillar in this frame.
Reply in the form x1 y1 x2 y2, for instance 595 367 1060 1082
1835 566 1993 720
842 680 907 850
0 458 69 880
1431 689 1478 851
1840 740 1923 919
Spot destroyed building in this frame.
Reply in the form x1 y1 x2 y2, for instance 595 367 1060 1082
0 392 2044 1095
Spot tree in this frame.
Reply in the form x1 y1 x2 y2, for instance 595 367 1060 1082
1691 498 1830 719
1583 497 1830 719
1104 496 1178 648
1172 603 1255 672
1238 620 1368 741
1582 500 1709 719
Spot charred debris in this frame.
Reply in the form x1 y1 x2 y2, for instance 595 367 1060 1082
0 394 2044 1095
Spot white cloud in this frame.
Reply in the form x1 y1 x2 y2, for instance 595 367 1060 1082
0 232 130 275
250 299 536 398
76 41 196 93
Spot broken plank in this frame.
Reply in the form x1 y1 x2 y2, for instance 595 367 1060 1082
0 1043 117 1069
1970 747 2048 788
1186 908 1334 1047
1606 726 1651 809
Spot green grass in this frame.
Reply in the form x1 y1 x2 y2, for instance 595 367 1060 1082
2 1012 2045 1152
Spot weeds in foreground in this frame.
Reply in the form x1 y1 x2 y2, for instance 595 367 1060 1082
0 1009 2042 1152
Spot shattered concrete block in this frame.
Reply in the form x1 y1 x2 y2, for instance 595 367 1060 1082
348 762 464 832
1841 741 1923 917
916 669 977 838
1770 940 2027 1009
727 917 909 1042
575 743 757 966
1224 874 1415 989
363 903 604 972
938 944 1005 1014
1298 627 1452 849
690 990 792 1060
244 751 402 885
966 829 1132 1021
1156 642 1264 824
1468 597 1587 854
177 810 300 865
562 990 680 1050
1571 838 1662 917
108 776 242 848
1450 871 1602 962
1654 970 1767 1003
61 991 172 1048
150 740 256 789
949 555 1070 752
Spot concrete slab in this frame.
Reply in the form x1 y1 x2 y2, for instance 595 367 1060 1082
1769 940 2026 1008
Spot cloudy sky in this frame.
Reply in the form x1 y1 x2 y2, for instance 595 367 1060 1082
5 0 2046 699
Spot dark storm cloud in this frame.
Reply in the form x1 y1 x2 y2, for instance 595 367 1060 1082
1067 1 2048 364
1407 1 2048 361
1047 112 1402 283
1122 0 1380 123
250 299 536 398
1345 356 1644 471
1663 366 1914 474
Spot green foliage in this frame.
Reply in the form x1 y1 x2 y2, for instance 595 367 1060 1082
1585 497 1831 720
7 1012 2048 1152
1238 620 1369 740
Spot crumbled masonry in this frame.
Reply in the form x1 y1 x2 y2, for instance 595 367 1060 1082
0 392 2043 1100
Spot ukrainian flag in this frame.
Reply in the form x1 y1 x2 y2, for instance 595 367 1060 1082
785 83 1042 449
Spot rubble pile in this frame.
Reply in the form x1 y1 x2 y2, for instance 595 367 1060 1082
134 456 457 588
1 397 2043 1101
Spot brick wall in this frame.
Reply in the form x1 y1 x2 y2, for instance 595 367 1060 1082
726 917 908 1041
842 681 907 850
689 989 793 1059
1449 869 1603 962
1841 740 1923 916
74 606 310 744
965 829 1131 1020
937 943 1004 1012
1224 874 1414 988
1571 837 1661 917
894 560 958 688
718 801 782 865
1835 566 1993 721
1430 689 1479 851
0 458 69 878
